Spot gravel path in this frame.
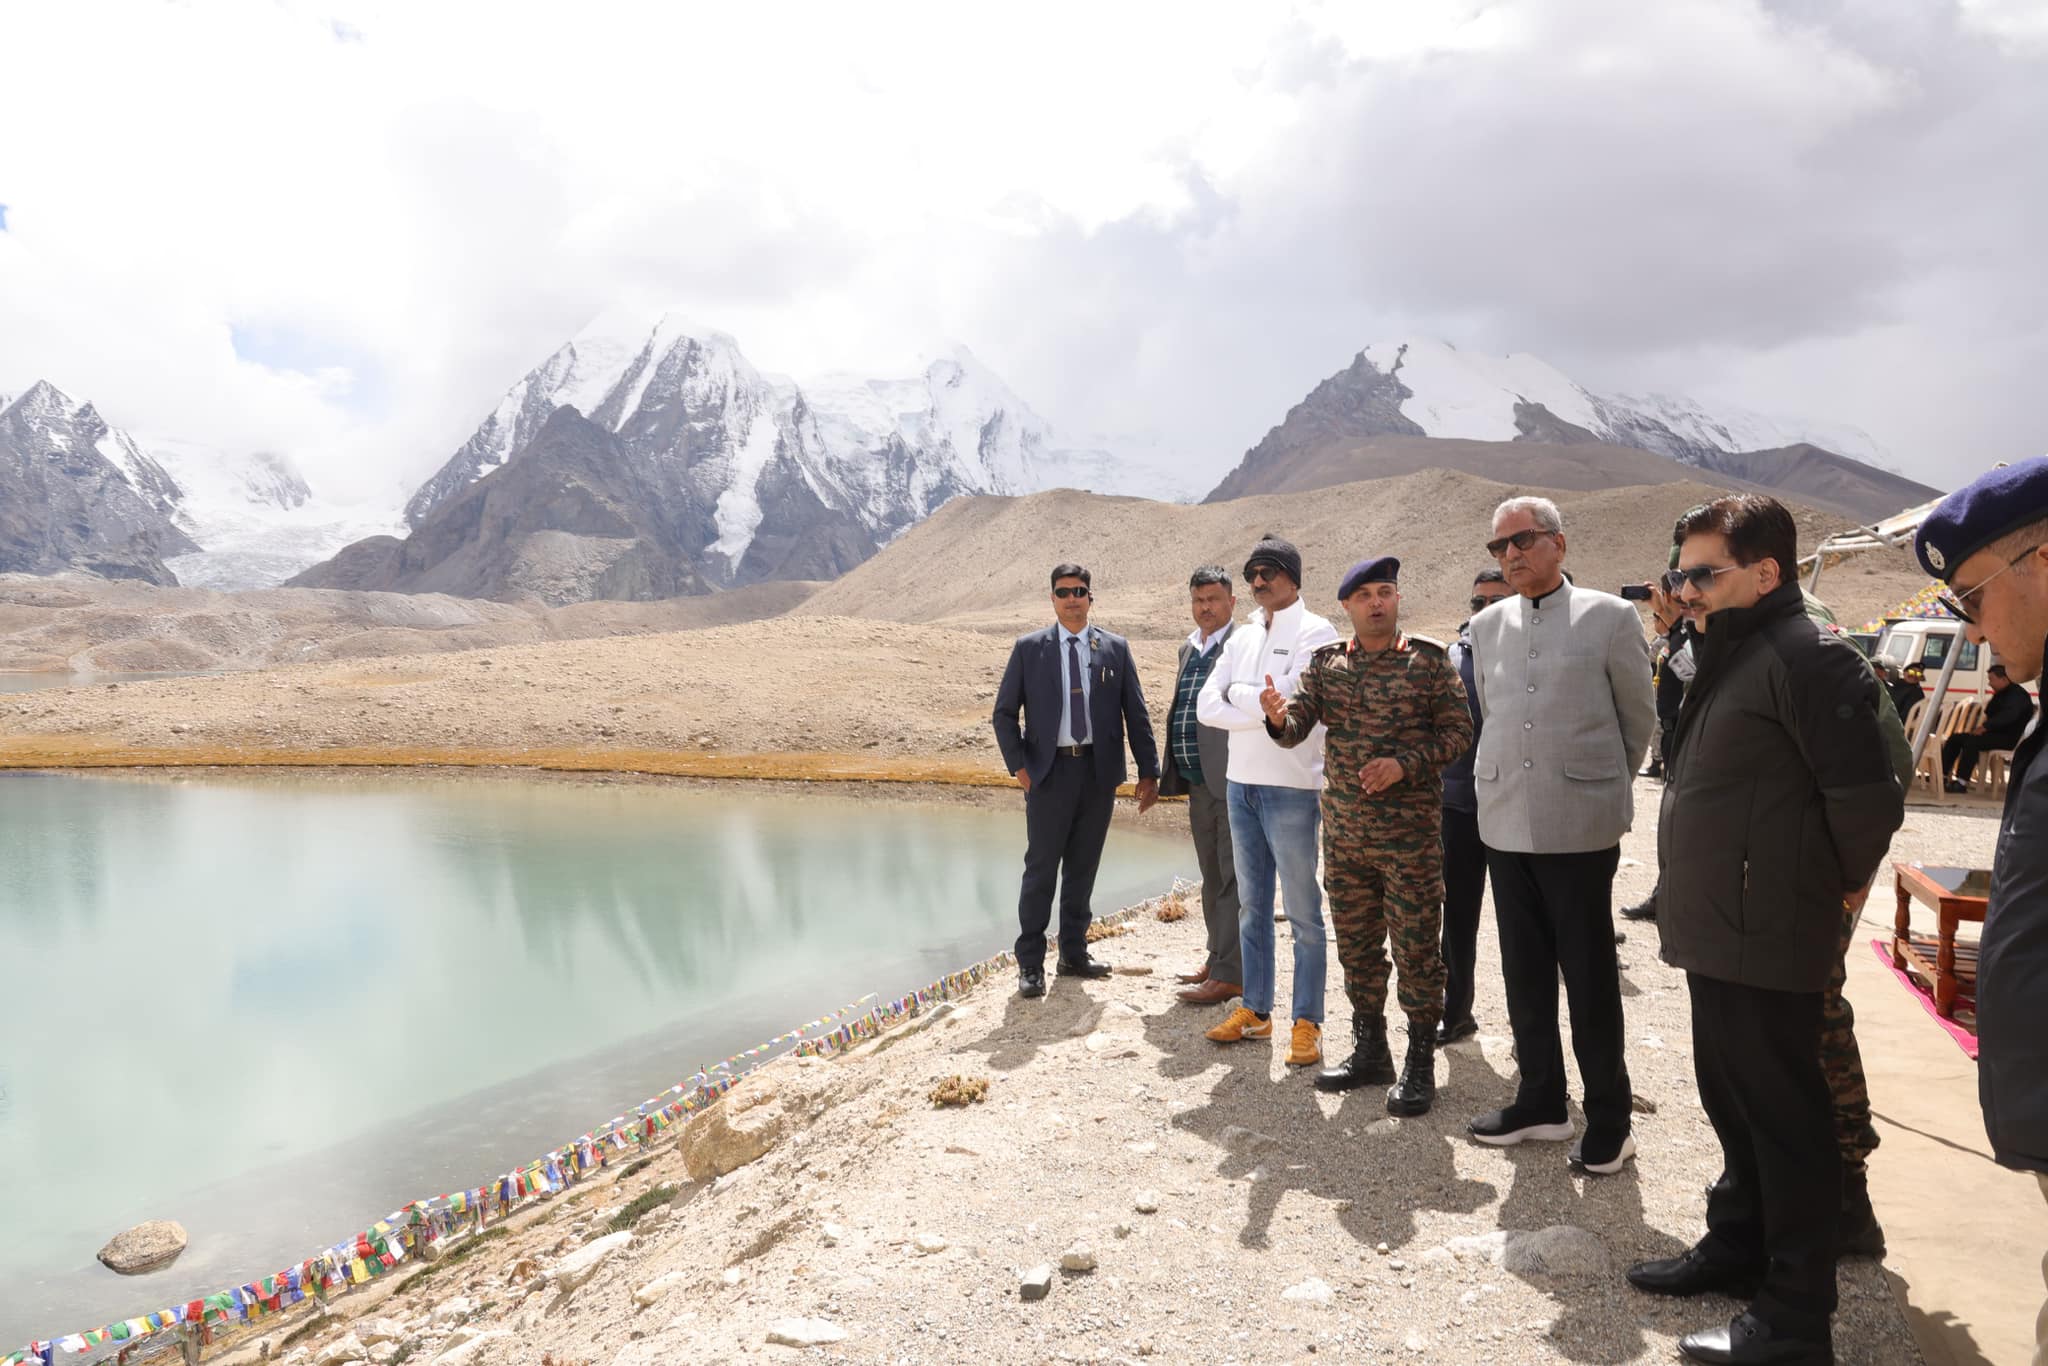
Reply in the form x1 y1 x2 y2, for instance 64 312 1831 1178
220 777 1992 1366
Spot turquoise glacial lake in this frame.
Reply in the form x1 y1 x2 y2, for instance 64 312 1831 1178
0 770 1190 1346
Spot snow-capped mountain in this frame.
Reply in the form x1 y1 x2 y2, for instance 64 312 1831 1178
1206 340 1936 519
144 436 406 591
0 380 406 591
387 311 1194 598
0 381 199 584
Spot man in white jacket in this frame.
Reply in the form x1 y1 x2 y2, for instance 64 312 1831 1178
1197 534 1341 1067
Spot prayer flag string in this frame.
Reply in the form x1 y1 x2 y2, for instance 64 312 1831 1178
4 885 1189 1364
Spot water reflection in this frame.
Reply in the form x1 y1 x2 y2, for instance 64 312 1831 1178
0 771 1188 1345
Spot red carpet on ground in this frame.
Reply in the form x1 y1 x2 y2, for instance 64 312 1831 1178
1869 938 1979 1060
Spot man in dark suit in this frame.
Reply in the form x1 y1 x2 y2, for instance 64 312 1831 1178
1944 663 2037 791
1157 565 1241 1006
993 563 1161 997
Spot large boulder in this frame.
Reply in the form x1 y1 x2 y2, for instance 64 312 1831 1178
96 1220 188 1275
680 1081 788 1180
313 1335 365 1366
1501 1225 1611 1280
546 1231 633 1295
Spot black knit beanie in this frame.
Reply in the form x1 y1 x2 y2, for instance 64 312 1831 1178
1243 533 1303 589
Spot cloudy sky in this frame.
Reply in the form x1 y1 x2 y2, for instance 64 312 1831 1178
1 0 2042 501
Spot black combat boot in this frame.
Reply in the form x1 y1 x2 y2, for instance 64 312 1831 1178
1315 1015 1395 1092
1386 1030 1438 1116
1837 1170 1887 1259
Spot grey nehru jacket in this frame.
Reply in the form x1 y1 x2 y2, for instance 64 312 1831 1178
1467 579 1656 854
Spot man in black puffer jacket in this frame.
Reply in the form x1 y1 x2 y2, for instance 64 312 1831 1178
1624 495 1904 1366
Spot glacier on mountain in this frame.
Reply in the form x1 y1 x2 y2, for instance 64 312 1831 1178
1363 339 1890 468
406 312 1198 585
145 435 406 591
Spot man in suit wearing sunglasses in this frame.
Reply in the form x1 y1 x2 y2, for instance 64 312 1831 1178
993 563 1160 998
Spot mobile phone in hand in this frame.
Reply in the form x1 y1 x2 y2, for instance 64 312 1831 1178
1620 584 1654 601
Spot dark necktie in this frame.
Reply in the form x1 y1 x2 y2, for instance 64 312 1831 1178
1068 637 1089 743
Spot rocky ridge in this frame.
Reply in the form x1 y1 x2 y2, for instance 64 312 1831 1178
0 382 198 584
1206 340 1940 521
345 311 1195 604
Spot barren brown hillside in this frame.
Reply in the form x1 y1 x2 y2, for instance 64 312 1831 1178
798 469 1931 641
0 576 818 674
1206 433 1759 501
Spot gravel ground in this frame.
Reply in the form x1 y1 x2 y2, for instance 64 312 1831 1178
214 778 1999 1366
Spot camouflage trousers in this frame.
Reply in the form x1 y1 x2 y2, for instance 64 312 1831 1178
1824 895 1879 1177
1324 824 1446 1029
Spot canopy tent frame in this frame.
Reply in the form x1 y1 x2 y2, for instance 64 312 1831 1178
1795 494 1964 787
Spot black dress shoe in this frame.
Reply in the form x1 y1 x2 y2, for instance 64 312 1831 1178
1619 896 1658 922
1435 1016 1479 1046
1625 1246 1762 1300
1056 954 1112 979
1018 967 1046 998
1679 1312 1833 1364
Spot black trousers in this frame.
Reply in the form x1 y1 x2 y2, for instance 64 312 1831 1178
1486 844 1632 1138
1944 732 2018 783
1189 782 1243 984
1015 753 1117 969
1439 804 1488 1027
1689 972 1840 1340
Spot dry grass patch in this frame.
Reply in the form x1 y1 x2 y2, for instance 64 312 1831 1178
928 1075 991 1107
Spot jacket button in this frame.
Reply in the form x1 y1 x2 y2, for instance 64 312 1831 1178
1526 684 1537 693
1523 760 1533 768
1532 614 1542 624
1528 649 1538 659
1524 721 1533 730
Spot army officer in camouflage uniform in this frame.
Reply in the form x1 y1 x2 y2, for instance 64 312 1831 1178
1262 556 1474 1115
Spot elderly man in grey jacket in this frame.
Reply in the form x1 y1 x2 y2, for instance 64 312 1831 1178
1466 496 1656 1176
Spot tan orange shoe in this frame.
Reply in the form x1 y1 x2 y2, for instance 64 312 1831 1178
1205 1006 1273 1043
1285 1019 1323 1066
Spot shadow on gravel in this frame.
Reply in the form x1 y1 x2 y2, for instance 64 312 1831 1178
1495 1136 1677 1364
960 974 1108 1073
1138 1012 1495 1255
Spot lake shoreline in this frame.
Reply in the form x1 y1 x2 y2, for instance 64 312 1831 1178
0 758 1191 834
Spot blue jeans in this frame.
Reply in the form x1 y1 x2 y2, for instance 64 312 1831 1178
1228 780 1326 1023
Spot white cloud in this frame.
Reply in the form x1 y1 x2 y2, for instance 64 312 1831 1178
0 0 2041 503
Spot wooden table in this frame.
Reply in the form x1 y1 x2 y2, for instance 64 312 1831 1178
1892 862 1990 1018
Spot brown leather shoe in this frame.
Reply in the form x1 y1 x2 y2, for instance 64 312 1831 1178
1175 964 1210 985
1177 979 1241 1005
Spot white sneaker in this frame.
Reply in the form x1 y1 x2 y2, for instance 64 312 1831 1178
1570 1133 1638 1175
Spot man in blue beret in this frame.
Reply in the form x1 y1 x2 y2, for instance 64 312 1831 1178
1915 454 2048 1363
1261 555 1473 1113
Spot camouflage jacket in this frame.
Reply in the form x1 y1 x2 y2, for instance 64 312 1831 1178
1268 632 1474 834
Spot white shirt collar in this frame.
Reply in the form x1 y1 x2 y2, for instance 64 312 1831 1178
1059 623 1089 645
1188 624 1227 652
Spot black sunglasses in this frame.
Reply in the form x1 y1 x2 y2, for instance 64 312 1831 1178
1664 564 1742 594
1469 594 1506 612
1247 566 1287 584
1485 528 1557 558
1052 585 1091 600
1939 542 2043 624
